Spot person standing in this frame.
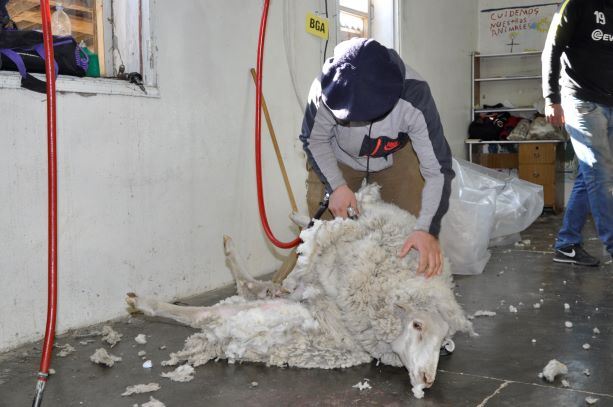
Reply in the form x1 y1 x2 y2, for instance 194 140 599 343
542 0 613 266
300 38 454 277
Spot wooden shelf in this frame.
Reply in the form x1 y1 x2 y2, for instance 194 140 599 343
474 107 538 114
465 139 563 144
475 75 542 82
474 51 542 58
470 50 544 124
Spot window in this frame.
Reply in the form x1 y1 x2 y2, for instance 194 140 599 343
8 0 106 75
108 0 157 86
338 0 370 41
3 0 157 94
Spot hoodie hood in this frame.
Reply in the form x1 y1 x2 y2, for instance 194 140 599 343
320 38 404 122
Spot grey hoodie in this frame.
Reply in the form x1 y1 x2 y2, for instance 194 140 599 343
299 54 454 238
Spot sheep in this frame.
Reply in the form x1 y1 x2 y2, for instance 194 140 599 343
126 183 473 399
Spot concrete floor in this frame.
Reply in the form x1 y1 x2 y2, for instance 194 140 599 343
1 213 612 407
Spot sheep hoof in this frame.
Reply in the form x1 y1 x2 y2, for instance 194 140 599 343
439 338 455 356
412 385 425 399
126 292 139 310
126 293 160 317
223 235 233 252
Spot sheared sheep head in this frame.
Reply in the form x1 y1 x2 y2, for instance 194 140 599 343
391 305 450 398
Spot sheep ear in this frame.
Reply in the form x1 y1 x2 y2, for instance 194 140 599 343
437 305 474 336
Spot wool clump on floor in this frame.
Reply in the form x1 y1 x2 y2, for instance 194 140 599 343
90 348 122 367
101 325 123 347
161 364 195 382
133 396 166 407
121 383 161 396
472 310 496 317
55 343 76 357
135 334 148 344
540 359 568 382
352 379 371 391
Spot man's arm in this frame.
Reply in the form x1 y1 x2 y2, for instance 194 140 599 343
398 80 453 277
401 81 454 239
542 0 580 126
300 79 361 218
299 79 345 193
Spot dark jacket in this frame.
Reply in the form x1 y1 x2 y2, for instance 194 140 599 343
542 0 613 105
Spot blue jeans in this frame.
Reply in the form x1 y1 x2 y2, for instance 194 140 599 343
555 94 613 255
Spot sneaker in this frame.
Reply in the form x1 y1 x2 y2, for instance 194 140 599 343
601 246 613 265
553 244 600 266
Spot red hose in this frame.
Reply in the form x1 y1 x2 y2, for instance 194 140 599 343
33 0 58 404
255 0 300 249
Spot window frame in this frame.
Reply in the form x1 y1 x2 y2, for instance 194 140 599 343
338 1 371 40
0 0 158 97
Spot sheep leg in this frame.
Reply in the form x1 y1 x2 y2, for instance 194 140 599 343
223 235 257 284
127 292 293 328
126 292 212 328
271 249 298 284
223 235 287 299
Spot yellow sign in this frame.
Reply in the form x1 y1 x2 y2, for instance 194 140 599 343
306 12 329 40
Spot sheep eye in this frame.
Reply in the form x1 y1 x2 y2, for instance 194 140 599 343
412 321 423 331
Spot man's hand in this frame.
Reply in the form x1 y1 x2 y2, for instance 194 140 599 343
545 103 565 127
329 184 359 218
398 230 443 278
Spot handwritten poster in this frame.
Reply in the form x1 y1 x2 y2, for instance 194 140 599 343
479 3 560 53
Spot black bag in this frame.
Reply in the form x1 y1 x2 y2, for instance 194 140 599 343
468 111 510 141
0 30 88 93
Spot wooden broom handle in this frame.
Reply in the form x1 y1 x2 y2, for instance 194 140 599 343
250 68 299 213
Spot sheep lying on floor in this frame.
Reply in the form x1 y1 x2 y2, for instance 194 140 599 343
127 183 473 399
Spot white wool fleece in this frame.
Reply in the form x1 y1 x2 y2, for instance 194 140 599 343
165 183 472 371
286 183 473 364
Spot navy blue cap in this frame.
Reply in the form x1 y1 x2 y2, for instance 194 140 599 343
320 38 404 122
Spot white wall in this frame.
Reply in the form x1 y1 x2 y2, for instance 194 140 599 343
401 0 479 158
0 0 324 352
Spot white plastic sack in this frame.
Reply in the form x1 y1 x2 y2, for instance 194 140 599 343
440 159 543 275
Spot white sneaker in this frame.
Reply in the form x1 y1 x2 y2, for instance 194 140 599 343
603 247 613 265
